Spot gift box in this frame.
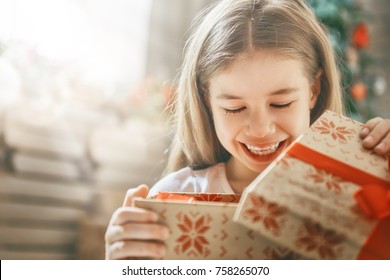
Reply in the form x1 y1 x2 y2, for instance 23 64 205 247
133 193 303 259
234 110 390 259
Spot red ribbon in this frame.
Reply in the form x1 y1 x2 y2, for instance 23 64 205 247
354 185 390 259
287 143 389 188
287 143 390 259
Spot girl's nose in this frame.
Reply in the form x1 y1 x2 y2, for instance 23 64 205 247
245 111 275 138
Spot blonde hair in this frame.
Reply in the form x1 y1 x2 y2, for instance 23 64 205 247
166 0 345 173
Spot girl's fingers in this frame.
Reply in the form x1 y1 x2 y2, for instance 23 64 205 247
360 117 390 154
110 206 159 226
373 133 390 155
105 184 166 260
106 240 166 260
360 117 383 137
105 222 170 244
108 184 156 226
123 184 150 207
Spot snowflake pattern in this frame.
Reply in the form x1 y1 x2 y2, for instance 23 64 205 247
312 119 355 143
295 222 345 259
306 167 346 193
192 193 241 203
174 212 211 257
243 195 286 236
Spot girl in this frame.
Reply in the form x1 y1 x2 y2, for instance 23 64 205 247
105 0 390 259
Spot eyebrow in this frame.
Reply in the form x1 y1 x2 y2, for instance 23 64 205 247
216 88 299 100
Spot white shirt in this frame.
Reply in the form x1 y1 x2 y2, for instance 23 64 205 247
149 162 235 196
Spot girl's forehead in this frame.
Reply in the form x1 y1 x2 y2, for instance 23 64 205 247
208 52 311 96
236 50 300 65
218 51 303 74
208 50 311 84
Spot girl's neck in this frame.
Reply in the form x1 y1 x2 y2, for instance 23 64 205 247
225 159 260 194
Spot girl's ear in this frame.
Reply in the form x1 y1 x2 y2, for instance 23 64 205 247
310 70 322 109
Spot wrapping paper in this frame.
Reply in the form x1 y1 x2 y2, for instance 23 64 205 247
234 110 390 259
134 193 302 259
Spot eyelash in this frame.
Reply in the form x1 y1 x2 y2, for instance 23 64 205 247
271 102 293 109
224 107 245 115
223 102 293 115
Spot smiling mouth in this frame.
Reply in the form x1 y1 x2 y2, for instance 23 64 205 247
245 141 284 156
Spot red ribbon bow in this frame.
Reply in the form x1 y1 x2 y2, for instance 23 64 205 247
287 144 390 259
354 185 390 259
354 185 390 220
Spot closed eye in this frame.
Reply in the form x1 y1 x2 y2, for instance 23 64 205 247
271 102 293 109
224 107 245 115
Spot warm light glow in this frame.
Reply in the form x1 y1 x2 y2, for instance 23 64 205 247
0 0 153 93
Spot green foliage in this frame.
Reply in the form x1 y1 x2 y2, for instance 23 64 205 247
307 0 368 47
306 0 375 120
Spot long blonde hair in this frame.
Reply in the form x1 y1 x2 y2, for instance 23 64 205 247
165 0 345 173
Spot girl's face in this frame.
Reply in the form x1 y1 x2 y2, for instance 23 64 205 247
207 51 320 185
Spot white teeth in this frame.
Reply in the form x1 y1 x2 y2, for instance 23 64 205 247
246 142 280 155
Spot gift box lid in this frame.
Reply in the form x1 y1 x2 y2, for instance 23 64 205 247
233 110 390 259
243 110 389 189
298 110 389 182
134 192 302 259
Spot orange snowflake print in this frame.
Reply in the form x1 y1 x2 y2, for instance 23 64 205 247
312 119 354 143
193 193 240 203
295 222 345 259
243 195 287 236
194 194 223 202
174 213 211 257
306 167 345 193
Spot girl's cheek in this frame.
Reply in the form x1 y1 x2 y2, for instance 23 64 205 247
215 117 243 135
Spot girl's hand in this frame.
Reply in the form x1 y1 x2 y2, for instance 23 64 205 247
360 117 390 155
105 184 170 259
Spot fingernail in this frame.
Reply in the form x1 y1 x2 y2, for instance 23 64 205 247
363 135 374 145
360 127 369 136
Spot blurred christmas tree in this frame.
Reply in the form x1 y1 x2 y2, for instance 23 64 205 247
307 0 386 121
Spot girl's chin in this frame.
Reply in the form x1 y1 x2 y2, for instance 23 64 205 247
246 164 269 176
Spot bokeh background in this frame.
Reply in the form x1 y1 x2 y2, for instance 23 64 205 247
0 0 389 259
